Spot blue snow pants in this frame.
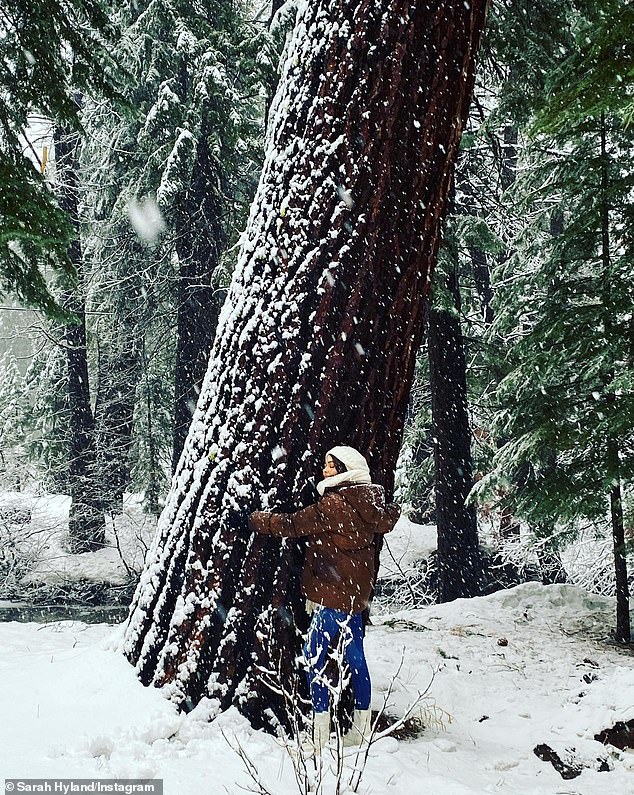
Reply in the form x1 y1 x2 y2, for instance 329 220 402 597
303 606 371 714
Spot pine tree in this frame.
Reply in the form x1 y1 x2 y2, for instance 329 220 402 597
428 244 484 602
477 2 634 639
123 0 488 725
396 29 515 594
129 331 176 516
402 2 631 609
536 1 634 129
21 344 71 493
421 0 573 559
0 352 28 489
54 124 107 551
0 0 122 315
79 0 267 509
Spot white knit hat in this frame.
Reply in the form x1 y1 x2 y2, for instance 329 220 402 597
316 445 372 495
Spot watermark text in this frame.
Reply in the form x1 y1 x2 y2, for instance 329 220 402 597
5 780 163 795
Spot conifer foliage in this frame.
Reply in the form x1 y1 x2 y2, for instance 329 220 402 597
55 124 107 551
81 0 265 506
0 0 121 315
123 0 488 725
470 0 634 641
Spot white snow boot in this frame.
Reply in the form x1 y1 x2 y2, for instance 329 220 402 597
343 708 372 747
297 711 331 756
312 710 331 753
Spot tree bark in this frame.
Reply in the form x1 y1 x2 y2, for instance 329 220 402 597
535 525 567 585
124 0 488 726
492 123 517 331
141 336 161 516
172 268 221 475
470 245 494 324
172 131 226 472
54 126 106 552
94 336 141 514
609 464 630 643
599 112 630 643
428 265 484 601
500 124 517 192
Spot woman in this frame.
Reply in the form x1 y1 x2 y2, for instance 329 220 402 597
249 445 400 752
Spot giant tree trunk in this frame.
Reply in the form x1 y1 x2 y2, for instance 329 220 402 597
124 0 488 726
428 265 484 601
54 127 106 552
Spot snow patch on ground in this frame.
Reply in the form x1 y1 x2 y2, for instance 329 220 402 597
380 515 436 575
1 583 632 794
0 491 157 586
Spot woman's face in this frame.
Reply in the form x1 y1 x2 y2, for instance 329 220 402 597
323 455 338 479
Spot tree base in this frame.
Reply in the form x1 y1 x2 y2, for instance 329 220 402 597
67 504 106 553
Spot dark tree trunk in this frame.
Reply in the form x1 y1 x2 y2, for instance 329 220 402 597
64 292 106 551
470 245 494 325
141 336 161 516
599 113 630 643
171 134 226 473
492 124 518 325
536 535 567 585
498 505 520 538
94 337 141 514
609 465 630 643
124 0 488 726
428 265 483 602
54 127 106 552
500 124 517 192
494 124 522 538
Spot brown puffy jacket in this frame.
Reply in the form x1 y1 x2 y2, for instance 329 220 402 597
249 483 400 613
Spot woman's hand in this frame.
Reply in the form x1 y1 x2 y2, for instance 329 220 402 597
248 510 271 534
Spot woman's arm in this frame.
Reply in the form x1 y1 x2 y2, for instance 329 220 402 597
249 492 344 538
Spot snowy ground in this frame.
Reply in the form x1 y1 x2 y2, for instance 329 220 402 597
1 582 633 794
1 499 633 793
0 491 156 588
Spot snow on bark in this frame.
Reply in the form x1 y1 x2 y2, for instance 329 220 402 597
123 0 488 725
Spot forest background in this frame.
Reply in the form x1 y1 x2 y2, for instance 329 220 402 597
0 0 632 651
